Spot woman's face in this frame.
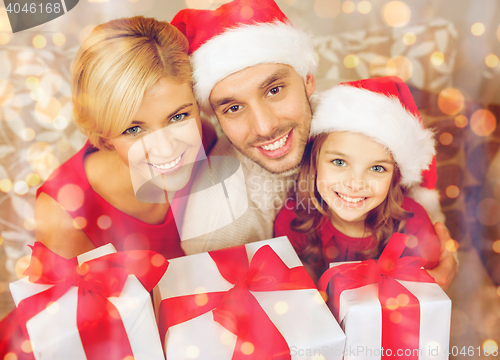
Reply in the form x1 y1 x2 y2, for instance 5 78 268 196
316 131 394 232
106 78 203 198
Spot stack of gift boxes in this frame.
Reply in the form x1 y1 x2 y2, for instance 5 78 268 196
9 235 451 360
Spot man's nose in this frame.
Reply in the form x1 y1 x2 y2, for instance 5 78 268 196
249 102 280 138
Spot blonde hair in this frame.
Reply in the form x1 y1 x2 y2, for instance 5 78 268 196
291 133 412 273
71 16 192 149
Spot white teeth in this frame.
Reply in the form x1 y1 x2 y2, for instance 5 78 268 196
151 154 182 170
261 133 289 151
337 192 366 203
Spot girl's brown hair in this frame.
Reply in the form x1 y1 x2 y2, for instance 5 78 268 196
71 16 192 150
291 133 413 273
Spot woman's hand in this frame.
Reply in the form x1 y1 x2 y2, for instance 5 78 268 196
426 222 458 291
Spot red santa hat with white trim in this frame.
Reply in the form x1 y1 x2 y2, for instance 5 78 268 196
310 76 445 224
171 0 316 114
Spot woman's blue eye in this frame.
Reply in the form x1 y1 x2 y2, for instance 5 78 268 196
170 113 187 123
371 165 386 173
124 126 142 135
332 159 346 166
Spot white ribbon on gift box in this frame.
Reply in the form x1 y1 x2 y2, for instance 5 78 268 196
156 236 346 360
10 244 165 360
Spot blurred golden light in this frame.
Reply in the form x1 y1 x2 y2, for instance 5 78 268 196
73 216 87 230
483 339 498 353
344 54 359 68
30 87 45 101
58 184 85 212
240 6 254 20
342 0 355 14
151 253 166 267
390 311 402 323
387 56 413 81
46 301 60 315
21 128 36 142
382 1 411 27
477 198 500 226
53 116 69 130
274 301 289 314
405 235 418 248
220 329 234 345
57 140 72 153
439 132 453 145
52 33 66 47
0 80 15 107
445 185 460 199
186 345 200 359
24 218 37 231
485 54 499 68
0 179 13 193
26 173 41 187
358 1 371 14
445 240 459 252
21 340 32 353
185 0 211 9
35 97 62 123
4 352 17 360
25 77 39 90
386 297 398 310
194 293 208 306
470 109 496 136
325 245 339 259
314 291 325 304
431 51 445 66
27 142 60 181
454 115 468 128
369 55 391 76
402 32 416 46
314 0 341 18
438 88 464 115
492 240 500 253
0 33 12 45
471 22 485 36
32 35 47 49
241 342 254 355
396 293 409 306
14 181 29 195
97 215 112 229
15 255 31 279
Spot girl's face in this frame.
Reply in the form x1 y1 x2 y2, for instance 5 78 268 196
316 131 394 232
106 77 203 196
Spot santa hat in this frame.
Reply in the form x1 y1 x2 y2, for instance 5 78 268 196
310 76 445 223
171 0 316 113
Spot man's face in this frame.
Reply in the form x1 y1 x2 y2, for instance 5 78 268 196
209 64 316 174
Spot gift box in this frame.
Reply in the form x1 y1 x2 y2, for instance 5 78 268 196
10 243 168 360
318 233 451 360
155 236 346 360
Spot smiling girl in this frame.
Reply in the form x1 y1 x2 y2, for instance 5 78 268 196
34 16 215 259
274 76 441 281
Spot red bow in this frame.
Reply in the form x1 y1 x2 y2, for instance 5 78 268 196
17 242 168 360
318 233 436 360
159 244 316 360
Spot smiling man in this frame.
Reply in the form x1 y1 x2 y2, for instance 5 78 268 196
172 0 457 289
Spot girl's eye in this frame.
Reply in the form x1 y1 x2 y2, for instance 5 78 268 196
226 105 242 114
332 159 346 167
170 113 187 123
371 165 386 173
123 126 142 136
267 86 282 96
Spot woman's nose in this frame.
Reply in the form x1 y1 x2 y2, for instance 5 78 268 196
145 127 177 158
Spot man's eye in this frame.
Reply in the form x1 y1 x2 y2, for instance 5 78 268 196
170 113 187 123
371 165 386 173
332 159 346 166
226 105 241 114
268 86 282 96
123 126 142 135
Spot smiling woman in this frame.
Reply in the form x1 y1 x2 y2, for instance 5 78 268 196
32 16 214 260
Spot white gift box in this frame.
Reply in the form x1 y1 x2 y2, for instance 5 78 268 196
10 244 165 360
328 261 451 360
155 236 346 360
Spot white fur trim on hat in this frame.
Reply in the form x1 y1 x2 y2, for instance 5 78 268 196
191 20 316 113
310 85 436 187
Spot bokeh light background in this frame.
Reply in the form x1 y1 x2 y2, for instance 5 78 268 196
1 0 500 359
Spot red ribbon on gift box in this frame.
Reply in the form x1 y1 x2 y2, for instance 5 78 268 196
17 242 168 360
317 233 436 360
159 244 316 360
